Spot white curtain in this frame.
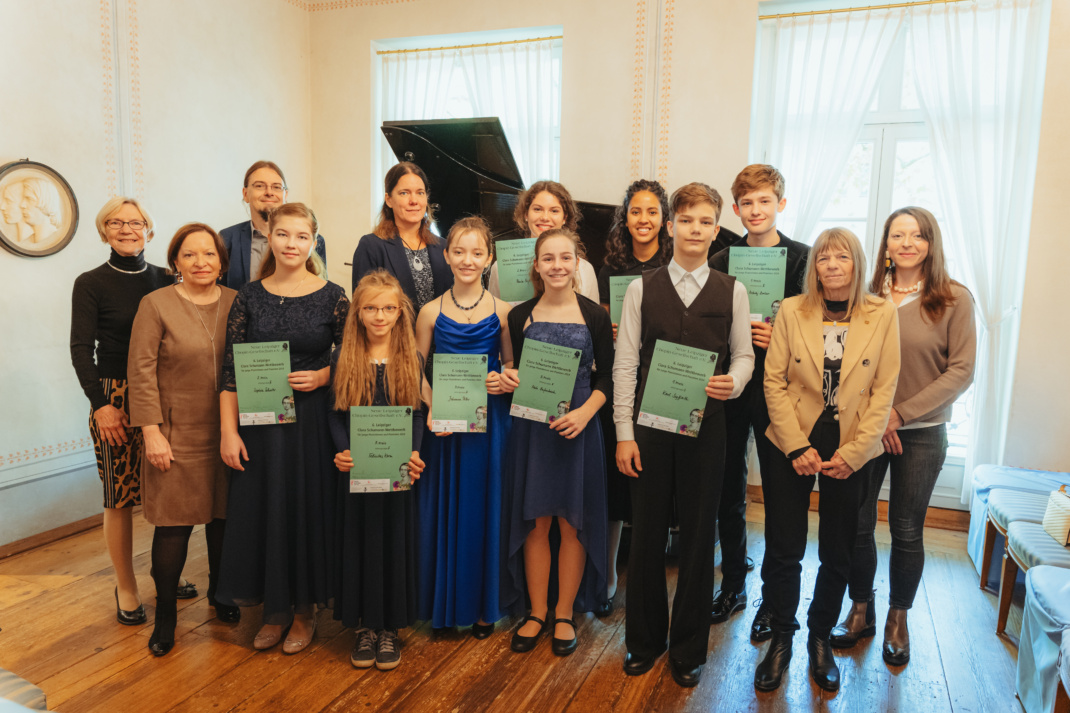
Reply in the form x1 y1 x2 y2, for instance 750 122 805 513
908 0 1052 502
457 39 561 184
750 8 906 242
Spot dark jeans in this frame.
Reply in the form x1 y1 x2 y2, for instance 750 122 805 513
760 420 869 638
848 424 948 609
718 378 775 593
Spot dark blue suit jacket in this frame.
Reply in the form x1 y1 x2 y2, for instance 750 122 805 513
219 221 328 289
351 233 452 306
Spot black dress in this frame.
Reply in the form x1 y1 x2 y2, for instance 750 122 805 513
216 280 348 624
328 361 425 630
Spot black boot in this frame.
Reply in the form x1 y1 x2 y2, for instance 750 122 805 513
882 607 910 665
754 631 793 692
807 632 841 692
829 591 876 648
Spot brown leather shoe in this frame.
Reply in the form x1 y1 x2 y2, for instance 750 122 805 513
882 607 910 666
830 593 876 649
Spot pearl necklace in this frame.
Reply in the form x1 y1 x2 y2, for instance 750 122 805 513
892 281 922 294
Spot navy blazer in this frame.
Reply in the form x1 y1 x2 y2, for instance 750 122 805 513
219 221 328 289
351 233 453 305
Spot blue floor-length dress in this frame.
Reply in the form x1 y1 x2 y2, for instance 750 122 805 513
417 306 511 628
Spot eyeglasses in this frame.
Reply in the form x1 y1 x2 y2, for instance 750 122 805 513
105 219 147 231
362 305 399 316
249 182 287 193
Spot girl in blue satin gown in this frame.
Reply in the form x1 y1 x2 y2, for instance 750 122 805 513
414 216 514 637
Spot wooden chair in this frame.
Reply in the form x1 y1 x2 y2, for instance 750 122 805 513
998 524 1070 635
981 489 1050 590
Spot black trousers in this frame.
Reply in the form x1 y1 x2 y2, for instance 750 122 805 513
759 420 868 638
718 378 775 593
626 406 725 668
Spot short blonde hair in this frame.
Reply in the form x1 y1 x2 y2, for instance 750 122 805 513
95 197 155 243
801 227 874 317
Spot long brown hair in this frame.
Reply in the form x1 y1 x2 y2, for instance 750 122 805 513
513 180 581 236
333 270 422 410
604 179 673 271
257 203 326 280
529 228 587 297
801 227 878 317
869 206 958 323
373 162 439 245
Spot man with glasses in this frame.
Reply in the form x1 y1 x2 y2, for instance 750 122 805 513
219 160 327 288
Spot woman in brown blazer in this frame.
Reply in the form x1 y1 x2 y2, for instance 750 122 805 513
753 228 900 694
128 223 240 657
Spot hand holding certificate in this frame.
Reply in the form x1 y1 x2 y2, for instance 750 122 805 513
637 340 719 437
728 246 787 323
431 354 489 433
509 339 581 424
233 341 296 425
495 238 538 303
349 406 414 493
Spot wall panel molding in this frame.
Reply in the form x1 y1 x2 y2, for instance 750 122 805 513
100 0 145 199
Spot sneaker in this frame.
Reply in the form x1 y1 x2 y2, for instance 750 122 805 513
350 628 376 668
375 628 401 670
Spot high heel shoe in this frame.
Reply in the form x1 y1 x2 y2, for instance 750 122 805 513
882 607 910 666
208 596 241 624
148 603 177 656
830 591 876 648
114 586 146 626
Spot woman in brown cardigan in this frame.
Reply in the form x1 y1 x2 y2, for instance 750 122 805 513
128 223 240 657
830 207 975 666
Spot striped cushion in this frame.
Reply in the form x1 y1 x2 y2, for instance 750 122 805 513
1009 522 1070 570
989 490 1051 529
0 669 46 711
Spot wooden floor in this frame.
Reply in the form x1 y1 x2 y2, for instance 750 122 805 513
0 503 1026 713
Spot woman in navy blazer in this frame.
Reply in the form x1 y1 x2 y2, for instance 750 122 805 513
351 162 452 311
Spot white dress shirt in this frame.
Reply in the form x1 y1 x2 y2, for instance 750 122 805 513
488 257 599 304
612 258 755 441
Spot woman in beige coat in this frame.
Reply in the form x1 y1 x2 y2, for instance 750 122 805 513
128 223 239 657
752 228 900 695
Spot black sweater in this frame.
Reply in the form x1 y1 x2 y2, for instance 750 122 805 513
69 250 171 410
506 293 615 401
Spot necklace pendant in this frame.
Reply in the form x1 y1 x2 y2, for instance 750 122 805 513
413 257 424 271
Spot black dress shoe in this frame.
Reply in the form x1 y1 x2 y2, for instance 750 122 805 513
807 633 841 692
148 606 177 657
551 618 578 656
594 591 616 618
623 646 665 676
176 580 198 600
711 588 747 624
668 658 702 687
754 631 793 692
471 621 494 639
211 600 241 624
114 587 146 626
510 615 547 653
750 604 773 642
830 594 875 649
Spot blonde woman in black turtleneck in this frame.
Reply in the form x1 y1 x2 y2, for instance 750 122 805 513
69 197 176 626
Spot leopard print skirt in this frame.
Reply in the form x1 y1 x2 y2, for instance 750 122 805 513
89 378 143 509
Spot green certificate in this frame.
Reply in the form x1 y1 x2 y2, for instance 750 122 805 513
609 275 642 325
495 237 537 302
233 341 295 426
637 340 719 437
349 406 413 493
728 246 787 322
431 354 489 433
509 339 581 424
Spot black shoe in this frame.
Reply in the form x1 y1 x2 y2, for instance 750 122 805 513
807 633 841 692
471 621 494 640
668 658 702 687
711 588 747 624
750 603 773 642
210 599 241 624
114 586 146 626
746 556 755 572
551 618 578 656
510 615 547 653
594 590 616 618
830 593 875 649
176 580 198 599
754 631 793 691
623 645 665 676
148 605 177 657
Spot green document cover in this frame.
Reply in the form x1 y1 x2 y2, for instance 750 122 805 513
431 354 489 433
609 275 642 325
349 406 413 493
728 246 787 322
509 339 581 424
233 341 295 426
637 339 719 437
495 237 537 302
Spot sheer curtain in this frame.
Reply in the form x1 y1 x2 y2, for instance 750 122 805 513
909 0 1052 501
750 8 905 242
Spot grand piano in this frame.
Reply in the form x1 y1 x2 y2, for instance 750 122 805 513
379 116 740 273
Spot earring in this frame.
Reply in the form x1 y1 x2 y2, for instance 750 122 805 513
885 251 893 269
